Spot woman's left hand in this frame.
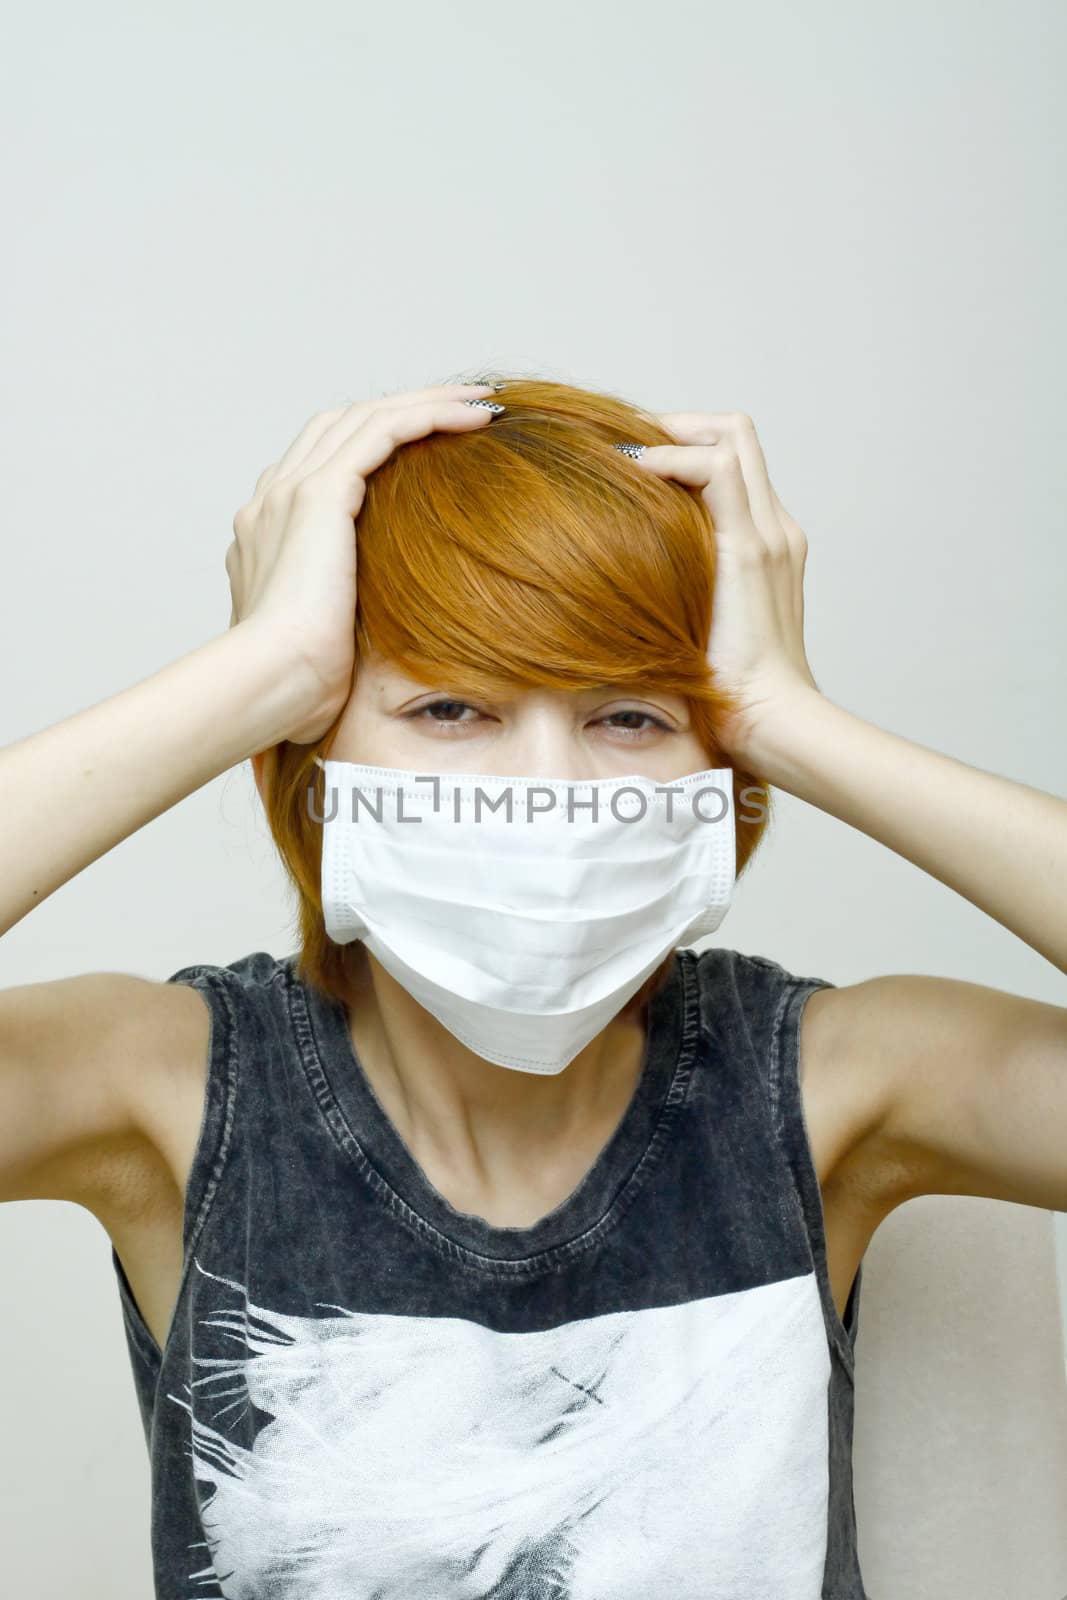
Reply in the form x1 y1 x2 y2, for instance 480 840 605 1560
621 411 823 767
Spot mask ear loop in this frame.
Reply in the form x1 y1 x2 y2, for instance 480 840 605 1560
314 755 327 769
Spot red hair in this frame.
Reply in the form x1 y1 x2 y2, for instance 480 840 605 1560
256 371 773 1018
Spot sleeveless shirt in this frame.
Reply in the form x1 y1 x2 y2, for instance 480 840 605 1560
110 944 868 1598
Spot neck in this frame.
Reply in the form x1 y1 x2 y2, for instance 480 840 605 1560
338 941 649 1185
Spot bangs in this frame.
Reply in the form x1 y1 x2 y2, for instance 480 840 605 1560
351 377 721 705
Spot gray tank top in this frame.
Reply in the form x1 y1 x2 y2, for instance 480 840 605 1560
111 944 868 1597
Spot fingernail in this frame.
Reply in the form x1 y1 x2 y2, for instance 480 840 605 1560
464 399 506 414
613 442 647 459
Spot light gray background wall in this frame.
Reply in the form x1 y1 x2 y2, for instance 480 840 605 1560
1 1 1065 1594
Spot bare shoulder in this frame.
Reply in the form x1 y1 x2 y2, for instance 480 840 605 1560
804 971 1067 1212
797 978 931 1216
0 971 211 1222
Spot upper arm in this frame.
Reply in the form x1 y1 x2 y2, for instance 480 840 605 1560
808 973 1067 1212
0 971 211 1214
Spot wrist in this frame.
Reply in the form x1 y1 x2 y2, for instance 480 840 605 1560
214 620 331 754
730 686 840 787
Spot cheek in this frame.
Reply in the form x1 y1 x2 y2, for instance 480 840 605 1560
671 735 720 779
330 709 462 773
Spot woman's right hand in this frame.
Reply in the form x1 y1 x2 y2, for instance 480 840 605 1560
226 382 504 746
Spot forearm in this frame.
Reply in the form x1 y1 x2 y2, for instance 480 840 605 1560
0 619 311 939
746 688 1067 977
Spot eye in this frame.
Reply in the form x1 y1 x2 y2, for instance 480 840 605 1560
406 698 486 728
597 710 675 738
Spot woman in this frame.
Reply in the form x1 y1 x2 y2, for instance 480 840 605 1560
1 375 1064 1598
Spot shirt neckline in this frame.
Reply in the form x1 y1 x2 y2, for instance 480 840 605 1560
290 946 699 1265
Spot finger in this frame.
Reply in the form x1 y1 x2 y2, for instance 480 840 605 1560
653 411 723 445
224 542 241 628
258 382 497 495
632 438 764 557
275 384 501 490
654 412 787 555
298 395 501 511
254 408 349 496
768 480 806 547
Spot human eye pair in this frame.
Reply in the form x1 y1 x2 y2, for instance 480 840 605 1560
407 699 674 739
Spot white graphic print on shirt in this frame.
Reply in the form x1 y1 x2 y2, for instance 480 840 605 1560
167 1258 832 1599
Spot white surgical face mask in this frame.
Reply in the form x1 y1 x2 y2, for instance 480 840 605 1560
315 759 736 1075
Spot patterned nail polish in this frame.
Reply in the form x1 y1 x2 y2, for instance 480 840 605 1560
464 399 506 414
613 442 647 459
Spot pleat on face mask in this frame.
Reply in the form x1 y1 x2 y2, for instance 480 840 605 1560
314 759 736 1074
